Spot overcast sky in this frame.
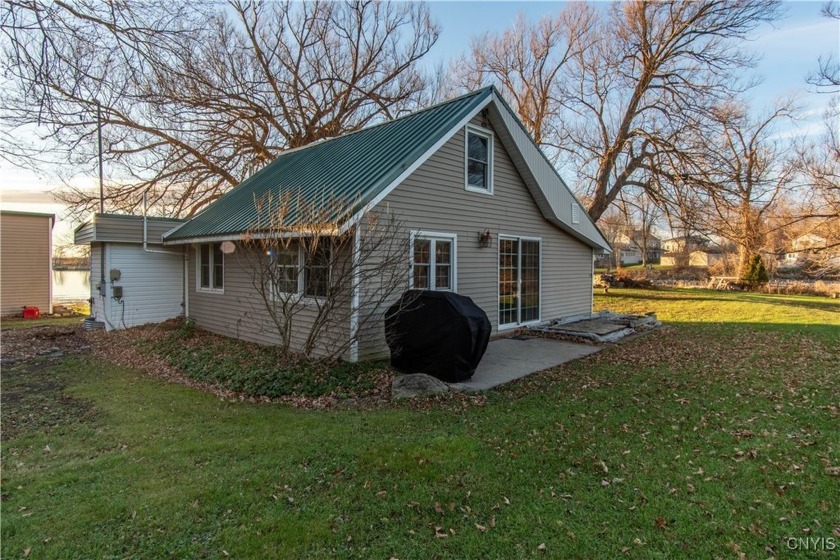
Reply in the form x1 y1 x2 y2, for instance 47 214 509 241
1 0 838 241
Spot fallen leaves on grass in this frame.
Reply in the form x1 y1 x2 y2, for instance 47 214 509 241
0 325 91 364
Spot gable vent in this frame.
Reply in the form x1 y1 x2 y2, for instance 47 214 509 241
571 203 580 224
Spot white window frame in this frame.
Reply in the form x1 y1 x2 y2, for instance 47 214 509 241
302 241 332 298
409 231 457 292
196 242 224 294
464 125 494 195
269 242 303 299
268 239 332 301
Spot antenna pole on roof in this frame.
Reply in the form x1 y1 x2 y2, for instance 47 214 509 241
96 100 104 214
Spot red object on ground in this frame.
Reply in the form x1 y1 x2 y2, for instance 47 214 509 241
22 306 40 319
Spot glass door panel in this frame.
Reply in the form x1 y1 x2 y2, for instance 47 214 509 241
499 238 519 326
498 237 540 326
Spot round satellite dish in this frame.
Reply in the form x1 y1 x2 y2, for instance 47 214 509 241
220 240 236 254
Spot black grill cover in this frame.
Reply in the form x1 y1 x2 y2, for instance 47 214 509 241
385 290 491 383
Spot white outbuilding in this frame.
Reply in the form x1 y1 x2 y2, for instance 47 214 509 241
74 214 185 330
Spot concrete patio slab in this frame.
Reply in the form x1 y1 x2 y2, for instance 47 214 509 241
450 337 603 392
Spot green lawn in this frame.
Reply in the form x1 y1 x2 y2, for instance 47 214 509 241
2 289 838 559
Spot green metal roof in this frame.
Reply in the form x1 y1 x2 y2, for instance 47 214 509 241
165 88 493 241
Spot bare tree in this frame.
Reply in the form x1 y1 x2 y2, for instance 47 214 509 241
680 101 799 279
451 7 594 161
561 0 782 221
1 1 439 218
807 1 840 92
618 189 662 266
596 204 632 269
237 193 413 361
798 101 840 222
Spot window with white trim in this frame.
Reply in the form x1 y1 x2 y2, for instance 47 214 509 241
412 233 456 291
272 243 300 295
269 240 331 298
304 241 331 297
465 127 493 194
197 243 224 292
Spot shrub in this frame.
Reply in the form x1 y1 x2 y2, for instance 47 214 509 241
740 255 769 287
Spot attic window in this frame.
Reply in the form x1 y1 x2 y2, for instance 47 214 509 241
571 203 581 224
465 126 493 194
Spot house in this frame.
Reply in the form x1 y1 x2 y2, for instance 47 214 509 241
614 230 662 264
687 249 726 268
1 211 54 316
785 233 827 264
662 235 708 254
74 214 185 330
161 87 612 360
79 87 611 360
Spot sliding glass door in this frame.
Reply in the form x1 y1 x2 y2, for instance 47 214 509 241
499 236 541 327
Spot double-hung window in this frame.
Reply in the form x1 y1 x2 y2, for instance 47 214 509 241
272 243 300 295
197 243 224 292
304 242 330 297
270 240 331 298
411 232 456 291
465 126 493 194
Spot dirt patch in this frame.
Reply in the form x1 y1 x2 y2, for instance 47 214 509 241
1 359 98 441
0 325 92 366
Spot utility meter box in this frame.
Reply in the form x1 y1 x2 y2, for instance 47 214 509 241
112 286 123 299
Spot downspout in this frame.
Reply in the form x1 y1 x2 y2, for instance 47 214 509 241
183 247 189 319
349 225 361 362
591 248 595 317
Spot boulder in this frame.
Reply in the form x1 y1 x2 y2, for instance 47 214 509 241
391 373 449 400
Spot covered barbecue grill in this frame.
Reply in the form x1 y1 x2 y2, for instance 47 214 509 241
385 290 491 383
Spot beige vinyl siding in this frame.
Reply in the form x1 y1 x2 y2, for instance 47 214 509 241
358 115 593 360
74 223 95 244
486 100 606 248
1 213 52 315
187 242 350 359
74 215 184 245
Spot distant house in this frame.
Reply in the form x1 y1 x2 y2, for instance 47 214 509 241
1 211 54 316
662 235 708 254
782 233 840 271
615 230 662 263
77 87 612 360
785 233 827 264
687 249 726 268
660 244 734 268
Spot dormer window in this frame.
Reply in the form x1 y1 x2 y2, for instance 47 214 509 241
465 126 493 194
